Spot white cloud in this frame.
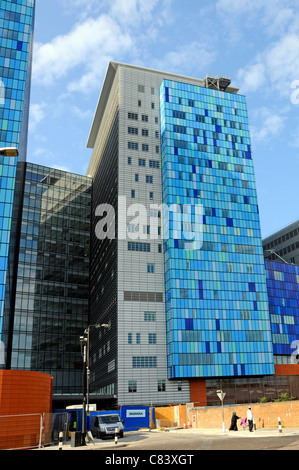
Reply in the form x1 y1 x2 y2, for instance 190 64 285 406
29 102 47 131
33 14 133 90
237 63 266 93
237 34 299 96
249 107 285 143
152 41 216 77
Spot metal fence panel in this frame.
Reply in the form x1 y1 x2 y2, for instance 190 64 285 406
0 412 70 450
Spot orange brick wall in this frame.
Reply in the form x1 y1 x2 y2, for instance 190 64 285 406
189 400 299 430
0 370 53 450
155 405 187 427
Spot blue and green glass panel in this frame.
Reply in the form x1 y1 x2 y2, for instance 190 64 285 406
0 0 35 159
265 260 299 357
0 153 17 338
160 79 275 379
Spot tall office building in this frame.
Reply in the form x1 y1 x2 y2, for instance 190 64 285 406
87 62 275 408
0 0 36 351
0 0 35 157
263 220 299 265
2 163 92 405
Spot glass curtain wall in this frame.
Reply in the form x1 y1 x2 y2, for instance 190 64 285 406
4 163 91 396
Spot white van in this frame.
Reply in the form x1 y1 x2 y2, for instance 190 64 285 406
90 414 124 439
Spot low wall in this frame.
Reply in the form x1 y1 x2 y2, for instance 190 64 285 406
189 401 299 430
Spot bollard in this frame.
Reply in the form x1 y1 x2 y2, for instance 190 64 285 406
278 417 282 433
115 427 118 445
59 431 63 450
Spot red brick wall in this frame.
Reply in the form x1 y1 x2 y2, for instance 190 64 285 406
190 378 207 406
0 370 53 449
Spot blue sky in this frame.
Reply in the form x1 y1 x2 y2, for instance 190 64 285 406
27 0 299 238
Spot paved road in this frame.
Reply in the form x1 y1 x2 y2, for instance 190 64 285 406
40 427 299 452
119 430 299 451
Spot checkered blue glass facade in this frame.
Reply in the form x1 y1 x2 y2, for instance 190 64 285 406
0 0 35 159
0 153 17 338
160 79 275 379
265 260 299 357
0 0 35 346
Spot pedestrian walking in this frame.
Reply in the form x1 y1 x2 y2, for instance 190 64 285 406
229 412 240 431
247 407 254 432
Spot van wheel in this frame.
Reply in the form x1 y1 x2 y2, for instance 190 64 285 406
119 431 124 438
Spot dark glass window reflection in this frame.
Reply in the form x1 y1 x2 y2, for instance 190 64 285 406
8 163 91 396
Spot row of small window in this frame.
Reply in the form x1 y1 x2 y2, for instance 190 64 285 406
128 380 183 393
128 127 160 139
131 189 154 200
270 314 295 325
133 174 154 183
132 356 157 368
263 228 299 251
128 112 159 124
128 333 157 344
128 225 162 236
128 142 160 153
173 124 248 144
128 242 162 253
172 110 246 124
127 157 160 168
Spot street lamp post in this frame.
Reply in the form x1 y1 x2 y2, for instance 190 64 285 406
217 390 226 433
80 323 109 445
0 147 18 157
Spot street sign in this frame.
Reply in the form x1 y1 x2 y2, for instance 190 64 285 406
217 391 226 401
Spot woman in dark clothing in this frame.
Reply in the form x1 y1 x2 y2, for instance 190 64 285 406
229 412 240 431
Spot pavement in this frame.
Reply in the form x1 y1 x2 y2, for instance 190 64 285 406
35 426 299 450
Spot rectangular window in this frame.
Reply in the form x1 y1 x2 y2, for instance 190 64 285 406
148 333 156 344
146 175 153 183
173 110 186 119
142 129 148 136
138 85 145 93
131 189 135 198
128 112 138 120
139 159 146 166
128 242 151 252
132 356 157 368
147 263 155 273
149 192 154 200
135 174 139 182
142 144 149 151
128 142 138 150
149 160 159 168
128 333 132 344
128 157 132 165
128 381 137 392
136 333 141 344
128 127 138 135
196 114 205 123
144 312 156 321
142 114 148 122
158 380 166 392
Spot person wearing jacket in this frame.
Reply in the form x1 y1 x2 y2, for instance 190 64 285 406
229 412 240 431
247 407 254 432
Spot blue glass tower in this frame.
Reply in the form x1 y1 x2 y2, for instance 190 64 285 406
0 0 35 159
0 0 35 351
160 79 275 379
266 260 299 359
